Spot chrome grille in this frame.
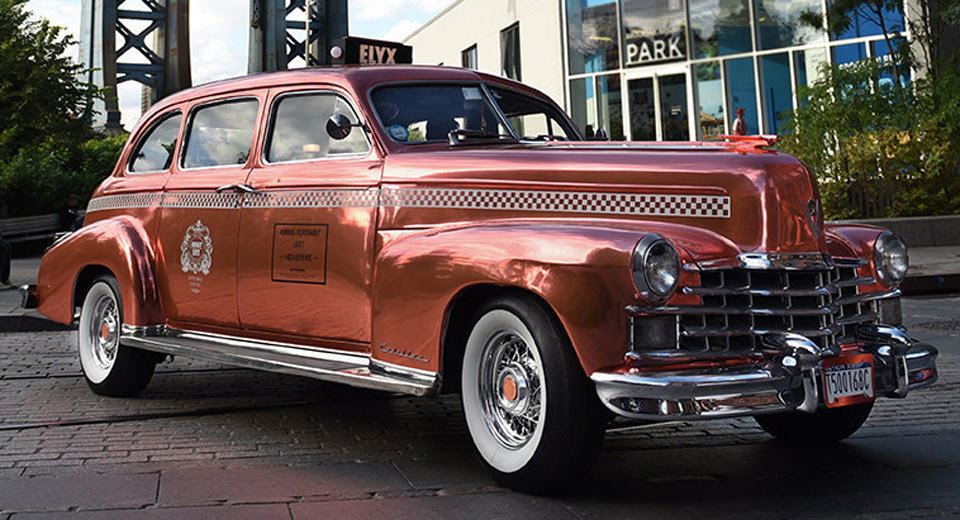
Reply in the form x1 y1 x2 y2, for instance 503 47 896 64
676 260 879 352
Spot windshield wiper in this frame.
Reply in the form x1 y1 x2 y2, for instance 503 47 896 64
447 128 518 146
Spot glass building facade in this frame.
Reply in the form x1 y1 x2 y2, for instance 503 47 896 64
564 0 906 140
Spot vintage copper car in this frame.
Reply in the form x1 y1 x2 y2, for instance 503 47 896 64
24 65 938 493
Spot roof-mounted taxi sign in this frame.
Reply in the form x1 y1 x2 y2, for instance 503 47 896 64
331 36 413 65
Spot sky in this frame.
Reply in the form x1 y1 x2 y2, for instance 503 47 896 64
27 0 456 129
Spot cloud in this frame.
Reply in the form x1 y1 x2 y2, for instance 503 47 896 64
354 0 453 21
384 19 423 42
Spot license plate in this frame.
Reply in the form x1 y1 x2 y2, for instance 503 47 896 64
822 353 875 408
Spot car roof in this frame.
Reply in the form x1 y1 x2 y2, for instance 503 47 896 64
151 65 542 111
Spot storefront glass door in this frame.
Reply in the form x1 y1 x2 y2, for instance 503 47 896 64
625 67 693 141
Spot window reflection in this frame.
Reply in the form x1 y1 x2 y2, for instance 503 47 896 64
621 0 687 67
569 78 599 137
695 62 725 139
832 42 866 65
725 57 758 135
689 0 751 59
566 0 620 74
831 2 904 40
755 0 824 50
793 47 827 104
627 78 656 140
596 74 624 140
760 53 791 134
872 38 910 88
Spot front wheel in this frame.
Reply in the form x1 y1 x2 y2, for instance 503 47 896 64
754 402 874 443
460 295 605 495
78 276 157 397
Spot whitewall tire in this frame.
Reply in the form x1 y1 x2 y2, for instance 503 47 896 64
460 294 605 494
78 276 157 396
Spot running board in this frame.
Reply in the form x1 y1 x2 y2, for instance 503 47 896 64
120 325 439 396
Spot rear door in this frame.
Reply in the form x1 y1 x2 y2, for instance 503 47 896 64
155 92 265 329
236 86 382 346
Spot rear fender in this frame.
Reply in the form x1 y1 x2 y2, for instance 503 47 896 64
37 216 162 326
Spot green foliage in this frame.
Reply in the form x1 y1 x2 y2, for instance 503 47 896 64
0 0 117 217
0 134 127 217
779 59 960 219
0 0 100 162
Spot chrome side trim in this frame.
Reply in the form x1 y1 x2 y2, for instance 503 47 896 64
120 325 439 396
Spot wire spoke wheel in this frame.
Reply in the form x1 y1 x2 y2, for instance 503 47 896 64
479 331 544 449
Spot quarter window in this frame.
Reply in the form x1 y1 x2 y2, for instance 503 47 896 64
129 112 181 173
266 93 369 163
182 99 259 169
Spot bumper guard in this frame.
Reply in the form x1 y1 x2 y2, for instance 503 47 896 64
591 324 939 420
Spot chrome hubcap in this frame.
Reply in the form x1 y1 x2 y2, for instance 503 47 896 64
88 294 119 370
480 331 542 449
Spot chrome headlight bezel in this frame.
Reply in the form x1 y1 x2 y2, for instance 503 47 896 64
874 231 908 286
632 234 680 302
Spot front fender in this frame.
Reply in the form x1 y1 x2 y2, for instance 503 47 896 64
824 223 890 292
37 216 162 326
371 220 732 375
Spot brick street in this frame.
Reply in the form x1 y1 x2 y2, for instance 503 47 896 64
0 295 957 519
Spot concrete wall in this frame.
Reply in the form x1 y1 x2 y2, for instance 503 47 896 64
404 0 566 107
831 215 960 247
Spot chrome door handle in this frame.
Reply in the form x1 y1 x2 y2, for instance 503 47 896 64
215 184 260 194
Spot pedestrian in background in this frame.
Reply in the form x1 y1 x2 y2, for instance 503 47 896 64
733 107 747 136
0 230 12 290
59 195 83 232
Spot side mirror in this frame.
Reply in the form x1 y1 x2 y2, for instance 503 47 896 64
326 114 355 140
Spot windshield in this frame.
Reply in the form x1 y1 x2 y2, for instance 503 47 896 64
370 84 579 144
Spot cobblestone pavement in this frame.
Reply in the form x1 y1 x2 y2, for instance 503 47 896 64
0 296 957 519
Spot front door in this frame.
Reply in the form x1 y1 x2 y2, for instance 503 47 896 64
156 94 264 329
237 87 381 347
625 66 694 141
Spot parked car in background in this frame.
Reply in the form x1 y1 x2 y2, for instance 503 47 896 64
24 66 938 494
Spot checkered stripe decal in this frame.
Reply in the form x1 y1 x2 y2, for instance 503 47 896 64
86 193 164 213
380 189 730 217
87 188 731 218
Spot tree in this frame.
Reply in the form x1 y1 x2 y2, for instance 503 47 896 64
0 0 100 162
800 1 907 83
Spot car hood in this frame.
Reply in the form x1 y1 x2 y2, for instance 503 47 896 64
380 143 826 261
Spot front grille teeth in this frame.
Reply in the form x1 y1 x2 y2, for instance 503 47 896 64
673 260 878 353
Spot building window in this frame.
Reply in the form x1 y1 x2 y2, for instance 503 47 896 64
462 45 477 69
832 42 867 65
831 2 905 41
724 57 758 135
621 0 687 68
695 62 725 139
759 53 792 134
688 0 752 59
627 77 657 140
566 0 620 74
755 0 824 50
596 74 624 140
793 47 827 104
569 77 598 137
501 23 521 80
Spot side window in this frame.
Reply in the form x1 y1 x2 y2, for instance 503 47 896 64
129 112 181 173
266 93 370 163
182 99 259 169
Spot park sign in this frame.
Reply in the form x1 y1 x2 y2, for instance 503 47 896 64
625 33 685 66
334 36 413 65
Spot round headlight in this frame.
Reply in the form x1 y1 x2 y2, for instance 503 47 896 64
632 234 680 300
874 231 908 285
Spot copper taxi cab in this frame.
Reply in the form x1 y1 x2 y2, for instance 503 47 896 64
23 65 938 493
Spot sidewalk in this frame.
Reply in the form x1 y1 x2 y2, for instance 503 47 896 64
2 247 958 332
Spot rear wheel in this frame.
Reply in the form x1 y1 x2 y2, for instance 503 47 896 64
460 294 605 495
78 276 157 397
754 402 874 443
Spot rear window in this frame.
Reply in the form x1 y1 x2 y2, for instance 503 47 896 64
182 99 259 169
129 112 181 173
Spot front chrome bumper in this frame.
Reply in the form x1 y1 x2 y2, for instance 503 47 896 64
591 325 939 420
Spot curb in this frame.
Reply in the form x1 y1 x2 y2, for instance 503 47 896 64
0 314 75 333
